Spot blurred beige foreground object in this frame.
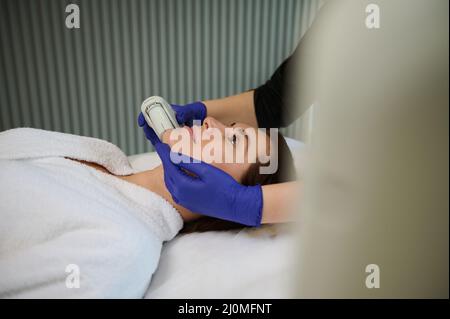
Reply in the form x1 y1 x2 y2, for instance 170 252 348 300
294 0 448 298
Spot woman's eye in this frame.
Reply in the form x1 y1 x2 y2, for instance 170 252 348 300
229 134 237 145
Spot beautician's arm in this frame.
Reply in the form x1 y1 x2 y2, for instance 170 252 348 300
203 44 304 130
175 45 302 130
202 90 258 128
172 90 258 128
260 181 300 224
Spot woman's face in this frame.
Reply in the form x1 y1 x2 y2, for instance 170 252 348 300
161 117 271 182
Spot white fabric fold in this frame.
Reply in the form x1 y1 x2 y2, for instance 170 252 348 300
0 128 183 298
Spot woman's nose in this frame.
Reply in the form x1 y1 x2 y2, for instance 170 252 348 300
203 117 224 130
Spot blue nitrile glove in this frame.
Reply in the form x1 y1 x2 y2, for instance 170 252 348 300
158 149 263 227
138 112 160 145
171 101 207 126
137 112 263 227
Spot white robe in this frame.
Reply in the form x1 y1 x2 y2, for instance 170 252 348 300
0 128 183 298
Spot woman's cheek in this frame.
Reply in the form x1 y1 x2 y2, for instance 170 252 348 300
165 129 193 156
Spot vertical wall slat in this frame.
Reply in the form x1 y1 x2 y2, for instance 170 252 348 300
17 1 38 128
0 0 321 154
8 1 30 127
74 0 89 136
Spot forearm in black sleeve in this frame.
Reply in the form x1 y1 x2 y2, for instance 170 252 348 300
253 46 300 129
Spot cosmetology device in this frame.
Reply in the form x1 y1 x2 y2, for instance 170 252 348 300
140 96 180 140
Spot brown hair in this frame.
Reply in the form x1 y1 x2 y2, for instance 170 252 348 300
180 132 297 233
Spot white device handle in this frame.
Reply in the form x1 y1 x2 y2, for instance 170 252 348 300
140 96 180 140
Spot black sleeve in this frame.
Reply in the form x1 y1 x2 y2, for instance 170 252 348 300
253 46 300 129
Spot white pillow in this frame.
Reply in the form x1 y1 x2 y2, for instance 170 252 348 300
145 225 297 298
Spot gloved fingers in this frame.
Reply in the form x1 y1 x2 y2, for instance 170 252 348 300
170 104 182 114
164 171 200 208
142 124 160 145
171 102 207 126
155 143 194 174
176 113 190 127
170 104 187 126
138 112 161 145
196 102 207 122
176 110 192 126
170 193 180 204
163 149 211 181
175 158 225 180
154 144 198 203
154 144 188 179
154 142 171 162
164 175 181 204
168 154 204 183
156 146 202 187
137 112 146 127
155 142 232 187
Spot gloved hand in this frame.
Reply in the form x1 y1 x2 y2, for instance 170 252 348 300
138 111 173 175
137 112 263 227
138 112 160 145
171 101 207 126
159 149 263 227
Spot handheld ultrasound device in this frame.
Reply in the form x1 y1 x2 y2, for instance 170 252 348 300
140 96 180 140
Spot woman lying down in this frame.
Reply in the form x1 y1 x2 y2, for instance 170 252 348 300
0 116 295 298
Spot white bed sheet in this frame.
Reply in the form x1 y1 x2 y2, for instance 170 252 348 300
128 137 305 298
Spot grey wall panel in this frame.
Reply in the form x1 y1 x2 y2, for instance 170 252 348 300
0 0 320 155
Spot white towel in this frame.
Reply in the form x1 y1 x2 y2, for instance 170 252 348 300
0 128 183 298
